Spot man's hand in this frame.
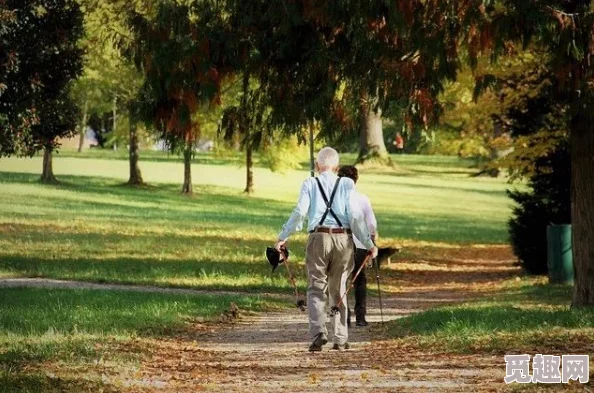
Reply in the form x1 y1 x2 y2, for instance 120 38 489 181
370 246 378 259
275 239 287 252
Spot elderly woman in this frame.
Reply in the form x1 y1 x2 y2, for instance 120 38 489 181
275 147 377 351
338 165 377 327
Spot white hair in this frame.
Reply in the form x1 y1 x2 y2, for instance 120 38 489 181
316 147 339 170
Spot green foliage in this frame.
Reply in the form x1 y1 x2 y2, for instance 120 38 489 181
0 0 84 156
259 136 308 174
433 52 553 165
464 47 573 275
219 75 270 151
235 1 480 139
508 141 571 275
71 0 144 135
127 1 232 148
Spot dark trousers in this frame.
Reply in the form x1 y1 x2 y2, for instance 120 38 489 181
352 248 368 321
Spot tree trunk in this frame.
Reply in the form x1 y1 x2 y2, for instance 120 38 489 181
182 142 193 194
127 117 144 186
571 92 594 307
112 97 118 152
77 99 88 153
357 98 391 165
100 115 106 147
241 70 254 194
309 122 315 177
245 143 254 194
41 145 57 184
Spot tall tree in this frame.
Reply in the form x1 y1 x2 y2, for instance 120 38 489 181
470 1 594 306
37 91 81 183
75 0 145 185
235 1 474 165
218 2 274 193
220 71 257 193
127 1 232 194
0 0 84 183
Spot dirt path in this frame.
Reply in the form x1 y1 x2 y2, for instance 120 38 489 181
109 245 519 393
3 245 519 392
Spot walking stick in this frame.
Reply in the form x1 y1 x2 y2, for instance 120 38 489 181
373 257 384 323
330 251 373 316
280 248 307 311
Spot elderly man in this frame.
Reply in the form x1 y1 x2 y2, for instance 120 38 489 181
338 165 377 327
275 147 378 351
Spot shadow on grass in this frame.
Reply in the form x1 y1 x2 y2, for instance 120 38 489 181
378 213 507 244
1 171 508 245
497 283 574 305
0 171 291 214
0 254 308 294
0 372 121 393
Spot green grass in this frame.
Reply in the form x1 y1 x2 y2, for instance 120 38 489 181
386 284 594 354
0 152 515 291
0 150 536 392
0 287 283 392
0 150 520 390
0 287 282 366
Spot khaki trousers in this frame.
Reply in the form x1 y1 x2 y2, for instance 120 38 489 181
306 232 354 345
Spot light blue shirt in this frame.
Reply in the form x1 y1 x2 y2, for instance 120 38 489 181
277 171 374 249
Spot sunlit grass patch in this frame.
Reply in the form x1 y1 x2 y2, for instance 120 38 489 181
0 156 513 291
0 287 286 369
385 283 594 354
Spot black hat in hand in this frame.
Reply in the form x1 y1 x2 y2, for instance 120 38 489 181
266 246 289 271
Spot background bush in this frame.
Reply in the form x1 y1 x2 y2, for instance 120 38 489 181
508 143 571 274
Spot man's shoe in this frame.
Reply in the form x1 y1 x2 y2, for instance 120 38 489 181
308 333 328 352
332 342 351 350
355 320 369 327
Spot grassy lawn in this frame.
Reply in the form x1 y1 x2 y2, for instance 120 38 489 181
386 281 594 355
0 151 514 292
0 287 283 392
0 150 531 391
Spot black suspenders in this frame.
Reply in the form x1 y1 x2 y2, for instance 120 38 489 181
315 177 343 227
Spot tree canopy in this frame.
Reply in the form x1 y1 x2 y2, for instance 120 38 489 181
0 0 83 166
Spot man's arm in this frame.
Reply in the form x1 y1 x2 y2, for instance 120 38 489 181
363 195 378 241
276 179 311 247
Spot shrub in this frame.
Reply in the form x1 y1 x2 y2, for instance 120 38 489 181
508 144 571 275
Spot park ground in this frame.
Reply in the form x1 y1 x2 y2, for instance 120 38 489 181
0 151 592 392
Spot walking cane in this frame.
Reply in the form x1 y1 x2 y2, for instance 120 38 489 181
330 251 373 316
373 257 384 323
280 248 307 311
